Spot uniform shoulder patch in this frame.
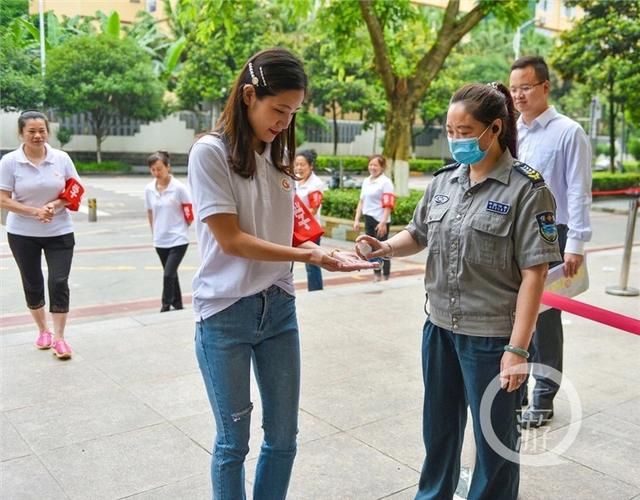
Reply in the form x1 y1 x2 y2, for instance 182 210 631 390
535 211 558 243
513 161 545 188
433 162 460 177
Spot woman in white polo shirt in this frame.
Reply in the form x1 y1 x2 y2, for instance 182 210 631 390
0 111 83 360
294 149 326 291
144 151 192 312
353 154 395 281
188 49 373 500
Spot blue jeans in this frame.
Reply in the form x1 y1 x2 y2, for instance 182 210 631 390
195 285 300 500
416 320 521 500
305 237 323 291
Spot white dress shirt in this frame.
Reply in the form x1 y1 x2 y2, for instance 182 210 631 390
517 106 592 254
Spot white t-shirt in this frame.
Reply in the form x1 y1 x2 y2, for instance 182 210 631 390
360 173 394 223
188 134 296 320
0 144 80 237
144 176 191 248
295 172 326 224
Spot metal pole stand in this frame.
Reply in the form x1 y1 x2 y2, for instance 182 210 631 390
606 197 639 296
88 198 97 222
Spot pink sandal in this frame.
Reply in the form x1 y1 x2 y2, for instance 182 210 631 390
35 331 53 350
52 339 73 359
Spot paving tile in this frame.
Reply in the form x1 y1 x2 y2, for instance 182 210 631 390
519 457 639 499
0 455 67 500
542 412 640 488
0 359 116 412
124 473 210 500
602 396 640 427
5 386 163 453
246 433 417 499
40 423 209 500
0 413 31 462
300 368 423 431
126 371 210 421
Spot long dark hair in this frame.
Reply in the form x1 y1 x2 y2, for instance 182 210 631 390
450 82 517 158
215 48 308 179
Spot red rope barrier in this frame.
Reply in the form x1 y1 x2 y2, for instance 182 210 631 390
541 292 640 336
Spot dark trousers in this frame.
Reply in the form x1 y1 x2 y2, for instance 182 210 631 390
416 320 521 500
529 224 568 410
155 244 188 308
8 232 75 313
364 214 390 277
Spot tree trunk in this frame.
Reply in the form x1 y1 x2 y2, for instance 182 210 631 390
96 134 103 164
332 100 338 157
383 101 413 196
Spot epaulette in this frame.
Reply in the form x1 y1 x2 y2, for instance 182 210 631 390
513 161 545 188
433 162 460 177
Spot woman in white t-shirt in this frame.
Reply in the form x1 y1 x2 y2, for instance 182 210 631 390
144 151 192 312
0 111 84 359
294 149 326 291
188 48 374 500
353 154 395 281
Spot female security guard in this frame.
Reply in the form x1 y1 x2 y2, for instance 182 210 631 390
356 82 561 499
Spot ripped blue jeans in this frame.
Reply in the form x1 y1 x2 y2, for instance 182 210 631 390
195 285 300 500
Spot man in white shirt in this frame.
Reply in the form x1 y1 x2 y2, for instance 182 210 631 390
510 56 592 428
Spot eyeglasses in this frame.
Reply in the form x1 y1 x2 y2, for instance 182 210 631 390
509 81 545 95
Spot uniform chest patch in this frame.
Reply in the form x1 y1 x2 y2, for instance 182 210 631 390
486 200 510 215
433 194 449 205
536 212 558 243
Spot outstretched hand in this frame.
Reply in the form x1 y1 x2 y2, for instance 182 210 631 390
307 247 379 272
354 234 388 260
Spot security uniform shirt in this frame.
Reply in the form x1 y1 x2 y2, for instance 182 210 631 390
406 149 561 337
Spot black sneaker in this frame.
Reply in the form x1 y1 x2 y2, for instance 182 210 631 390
520 407 554 429
160 304 171 312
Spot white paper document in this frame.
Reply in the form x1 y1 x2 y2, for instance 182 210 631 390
539 257 589 313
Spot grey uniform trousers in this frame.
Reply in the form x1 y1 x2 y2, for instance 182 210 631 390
529 224 568 410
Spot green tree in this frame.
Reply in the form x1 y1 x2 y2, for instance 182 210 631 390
551 0 640 172
320 0 528 193
46 35 164 162
0 27 45 110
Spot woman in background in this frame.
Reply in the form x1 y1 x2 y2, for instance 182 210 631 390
294 149 326 291
144 151 192 312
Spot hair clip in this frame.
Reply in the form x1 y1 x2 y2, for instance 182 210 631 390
259 66 267 87
488 82 500 89
248 62 259 86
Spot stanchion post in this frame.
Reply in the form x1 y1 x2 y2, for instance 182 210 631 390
606 197 639 296
88 198 97 222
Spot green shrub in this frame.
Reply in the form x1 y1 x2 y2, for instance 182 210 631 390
622 161 640 173
316 155 446 174
592 172 640 191
316 156 369 172
596 143 616 157
627 137 640 161
323 188 426 225
74 161 131 173
409 158 447 173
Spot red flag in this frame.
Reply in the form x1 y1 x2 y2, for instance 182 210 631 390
58 178 84 211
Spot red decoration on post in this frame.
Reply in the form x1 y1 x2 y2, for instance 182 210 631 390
58 178 84 211
292 194 324 247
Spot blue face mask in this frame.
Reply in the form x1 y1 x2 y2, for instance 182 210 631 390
448 125 491 165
